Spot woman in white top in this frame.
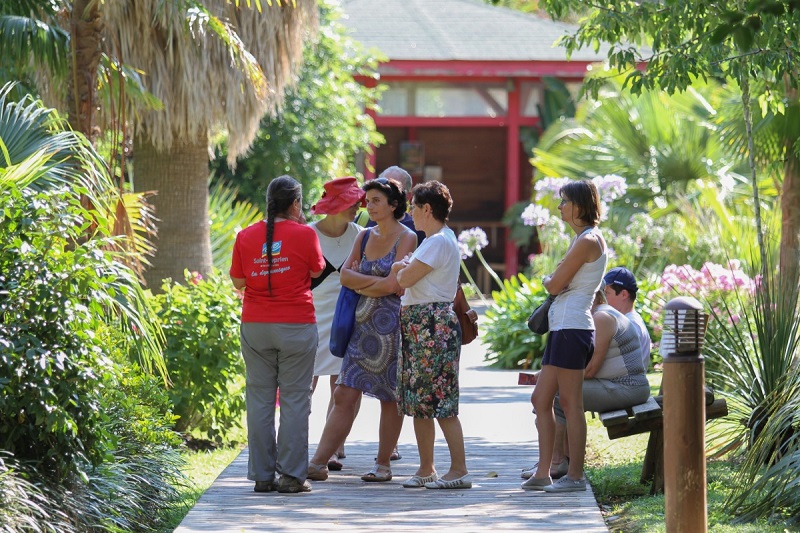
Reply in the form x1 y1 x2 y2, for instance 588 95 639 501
524 179 607 493
309 177 366 470
392 180 471 490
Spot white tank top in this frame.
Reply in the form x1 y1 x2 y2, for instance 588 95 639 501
549 227 607 331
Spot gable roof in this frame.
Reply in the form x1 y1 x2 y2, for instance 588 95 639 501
340 0 609 63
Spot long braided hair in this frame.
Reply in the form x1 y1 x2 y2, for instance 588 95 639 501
265 175 302 295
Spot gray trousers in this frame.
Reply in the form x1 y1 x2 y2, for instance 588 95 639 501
554 378 650 423
240 322 318 482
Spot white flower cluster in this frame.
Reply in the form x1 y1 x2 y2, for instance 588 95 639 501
457 227 489 259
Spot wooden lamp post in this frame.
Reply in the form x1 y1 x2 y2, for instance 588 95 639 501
661 296 709 533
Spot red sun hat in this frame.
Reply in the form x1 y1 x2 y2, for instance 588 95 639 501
311 176 367 215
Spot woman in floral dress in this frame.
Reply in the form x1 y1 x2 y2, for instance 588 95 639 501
392 180 471 490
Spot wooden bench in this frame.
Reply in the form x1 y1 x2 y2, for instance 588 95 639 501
598 388 728 494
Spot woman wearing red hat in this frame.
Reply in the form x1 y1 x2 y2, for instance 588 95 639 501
308 177 367 471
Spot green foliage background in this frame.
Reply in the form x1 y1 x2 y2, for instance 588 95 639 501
210 0 384 210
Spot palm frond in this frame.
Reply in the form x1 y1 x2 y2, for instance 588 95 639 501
0 82 116 219
209 177 263 270
103 0 318 162
0 13 69 76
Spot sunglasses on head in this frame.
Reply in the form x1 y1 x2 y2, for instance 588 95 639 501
374 177 390 185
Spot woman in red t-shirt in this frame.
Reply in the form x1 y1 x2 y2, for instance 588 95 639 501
230 175 325 494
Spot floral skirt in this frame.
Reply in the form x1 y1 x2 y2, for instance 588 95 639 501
397 302 461 419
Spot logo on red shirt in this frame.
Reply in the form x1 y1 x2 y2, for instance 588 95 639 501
262 240 282 257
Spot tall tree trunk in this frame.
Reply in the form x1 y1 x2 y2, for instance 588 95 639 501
740 74 768 278
67 0 103 141
780 85 800 290
134 134 212 289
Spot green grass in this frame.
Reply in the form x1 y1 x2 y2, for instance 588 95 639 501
585 371 797 532
155 445 243 532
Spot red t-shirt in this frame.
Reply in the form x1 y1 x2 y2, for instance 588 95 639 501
230 220 325 323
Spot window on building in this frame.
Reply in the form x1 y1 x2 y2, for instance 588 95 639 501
377 82 509 117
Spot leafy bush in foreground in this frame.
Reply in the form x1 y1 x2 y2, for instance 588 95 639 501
148 270 246 444
483 274 549 369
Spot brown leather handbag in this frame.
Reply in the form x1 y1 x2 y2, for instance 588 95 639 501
454 285 479 345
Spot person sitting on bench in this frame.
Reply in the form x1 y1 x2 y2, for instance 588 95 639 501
603 267 651 372
522 284 650 485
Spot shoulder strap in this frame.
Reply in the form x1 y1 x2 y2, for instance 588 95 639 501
310 258 337 290
360 228 371 257
355 210 370 227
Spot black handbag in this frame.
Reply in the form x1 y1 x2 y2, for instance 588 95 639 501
527 294 555 335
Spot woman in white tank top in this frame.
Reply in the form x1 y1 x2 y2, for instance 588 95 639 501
523 180 607 493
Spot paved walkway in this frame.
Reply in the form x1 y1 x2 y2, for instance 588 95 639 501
174 312 608 532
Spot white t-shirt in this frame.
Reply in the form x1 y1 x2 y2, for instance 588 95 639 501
626 309 651 370
401 227 460 306
310 221 361 376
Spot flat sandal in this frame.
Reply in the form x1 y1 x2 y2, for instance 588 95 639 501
360 463 392 482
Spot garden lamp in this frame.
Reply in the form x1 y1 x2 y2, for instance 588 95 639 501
661 295 710 533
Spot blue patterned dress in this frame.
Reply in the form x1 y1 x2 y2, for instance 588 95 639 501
336 238 401 402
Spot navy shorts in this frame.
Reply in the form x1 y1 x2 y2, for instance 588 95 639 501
542 329 595 370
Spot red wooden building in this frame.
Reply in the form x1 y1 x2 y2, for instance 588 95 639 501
341 0 607 290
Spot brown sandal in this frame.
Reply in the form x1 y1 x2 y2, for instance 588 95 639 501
307 462 329 481
360 463 392 482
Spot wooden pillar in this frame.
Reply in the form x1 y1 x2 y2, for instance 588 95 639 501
504 79 520 278
363 76 378 180
662 297 708 533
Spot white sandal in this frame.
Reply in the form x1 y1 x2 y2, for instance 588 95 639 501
402 472 438 488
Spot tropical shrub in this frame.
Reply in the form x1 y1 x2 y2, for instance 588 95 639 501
702 255 800 524
1 83 183 532
0 182 152 482
147 270 246 444
483 274 549 369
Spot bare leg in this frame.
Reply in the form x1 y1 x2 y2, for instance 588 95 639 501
324 376 353 458
374 400 404 467
552 422 567 464
531 365 559 480
310 385 360 465
436 416 468 480
412 418 436 477
556 367 586 480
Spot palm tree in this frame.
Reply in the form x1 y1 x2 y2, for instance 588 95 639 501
1 0 100 138
533 75 743 202
2 1 317 287
713 79 800 288
104 1 317 287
